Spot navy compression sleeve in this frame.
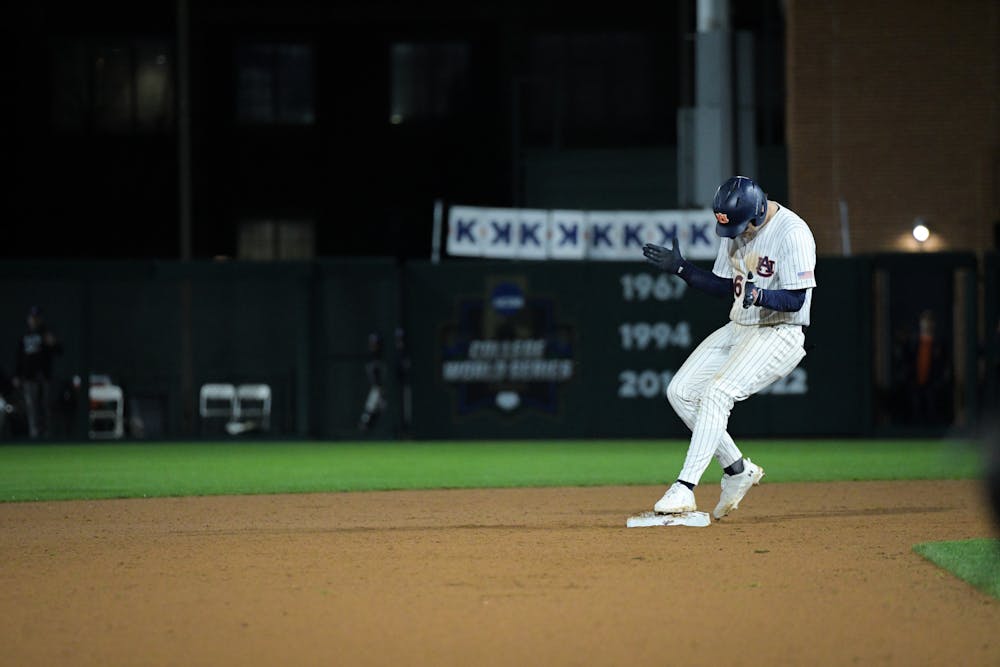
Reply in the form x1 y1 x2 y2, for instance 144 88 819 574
755 288 807 312
677 260 732 300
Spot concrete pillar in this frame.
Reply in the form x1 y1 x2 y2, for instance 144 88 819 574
678 0 756 207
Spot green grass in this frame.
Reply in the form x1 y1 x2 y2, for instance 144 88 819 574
913 539 1000 599
0 438 985 502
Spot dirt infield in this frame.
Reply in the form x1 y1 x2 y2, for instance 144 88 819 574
2 480 998 666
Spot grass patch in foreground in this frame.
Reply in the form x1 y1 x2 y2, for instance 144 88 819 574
913 539 1000 600
0 438 985 502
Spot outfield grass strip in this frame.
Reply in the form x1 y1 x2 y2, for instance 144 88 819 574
0 438 984 502
913 539 1000 600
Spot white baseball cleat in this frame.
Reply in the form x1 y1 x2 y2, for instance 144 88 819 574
713 458 765 520
653 482 697 514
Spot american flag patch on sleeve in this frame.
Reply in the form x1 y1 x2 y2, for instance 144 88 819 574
797 270 814 279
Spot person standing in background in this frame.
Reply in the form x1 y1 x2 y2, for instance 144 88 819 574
0 364 14 438
394 327 412 438
14 306 63 438
908 309 950 425
358 332 387 433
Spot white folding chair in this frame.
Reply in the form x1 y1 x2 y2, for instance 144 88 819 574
89 383 124 439
235 384 271 431
199 383 237 422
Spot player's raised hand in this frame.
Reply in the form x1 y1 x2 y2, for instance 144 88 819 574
642 238 684 275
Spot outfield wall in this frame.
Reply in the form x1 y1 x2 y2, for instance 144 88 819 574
0 253 992 440
402 259 870 439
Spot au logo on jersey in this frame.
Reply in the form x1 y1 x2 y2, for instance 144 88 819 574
756 256 776 277
441 277 575 416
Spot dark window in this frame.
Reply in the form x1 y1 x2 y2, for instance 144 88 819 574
730 0 786 146
235 43 315 125
520 32 672 148
51 38 174 133
237 219 315 260
389 42 471 124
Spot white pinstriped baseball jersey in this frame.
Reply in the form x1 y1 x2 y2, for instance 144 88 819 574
711 203 817 326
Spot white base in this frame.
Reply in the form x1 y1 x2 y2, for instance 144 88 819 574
626 511 711 528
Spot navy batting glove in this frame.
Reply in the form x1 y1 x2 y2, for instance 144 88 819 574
743 281 763 309
642 239 684 275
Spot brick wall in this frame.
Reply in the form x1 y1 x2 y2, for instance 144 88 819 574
785 0 998 256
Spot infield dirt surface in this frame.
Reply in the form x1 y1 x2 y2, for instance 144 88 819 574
3 480 998 666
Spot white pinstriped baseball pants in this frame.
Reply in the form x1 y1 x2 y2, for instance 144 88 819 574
667 321 806 485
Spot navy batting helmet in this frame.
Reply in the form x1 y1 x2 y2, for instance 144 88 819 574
712 176 768 238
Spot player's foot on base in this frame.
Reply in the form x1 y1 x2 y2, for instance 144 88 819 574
713 458 764 520
653 482 697 514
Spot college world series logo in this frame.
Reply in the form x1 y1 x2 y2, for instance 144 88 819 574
441 276 575 416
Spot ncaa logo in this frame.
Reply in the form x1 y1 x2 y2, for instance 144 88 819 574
490 282 525 316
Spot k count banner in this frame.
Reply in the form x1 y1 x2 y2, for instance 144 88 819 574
446 205 719 261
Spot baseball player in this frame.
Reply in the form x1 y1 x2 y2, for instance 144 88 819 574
641 175 817 520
